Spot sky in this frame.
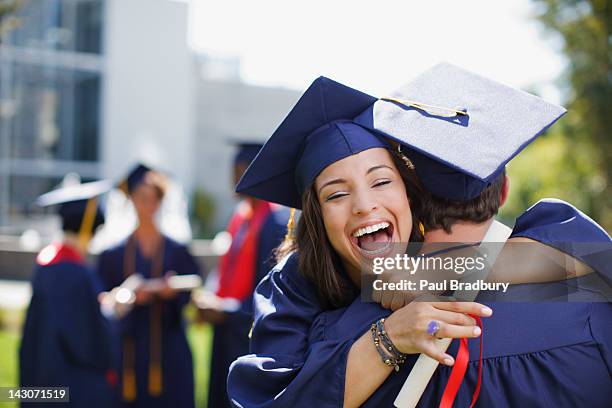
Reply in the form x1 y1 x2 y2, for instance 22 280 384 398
188 0 566 102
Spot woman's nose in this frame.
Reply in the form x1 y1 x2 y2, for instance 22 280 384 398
352 194 378 216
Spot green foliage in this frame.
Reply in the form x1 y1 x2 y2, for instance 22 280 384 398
187 321 213 407
191 189 217 239
0 329 19 408
0 307 213 407
501 121 604 221
529 0 612 229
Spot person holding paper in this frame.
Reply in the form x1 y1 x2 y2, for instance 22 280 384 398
97 164 199 408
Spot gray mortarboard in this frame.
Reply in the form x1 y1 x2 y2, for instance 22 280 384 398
37 179 112 234
354 63 567 201
236 76 385 209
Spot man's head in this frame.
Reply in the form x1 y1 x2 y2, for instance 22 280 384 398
36 179 112 248
351 63 566 234
232 142 263 197
421 169 510 233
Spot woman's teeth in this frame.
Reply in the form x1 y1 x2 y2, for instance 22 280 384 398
352 222 390 238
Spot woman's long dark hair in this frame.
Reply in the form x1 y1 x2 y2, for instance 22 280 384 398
276 149 424 309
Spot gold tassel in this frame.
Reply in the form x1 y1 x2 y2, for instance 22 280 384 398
123 338 137 402
148 258 164 397
77 197 98 250
118 179 129 195
419 222 425 236
284 208 296 242
148 362 162 396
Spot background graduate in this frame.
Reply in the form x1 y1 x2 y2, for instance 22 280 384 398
228 66 611 407
96 164 199 408
20 177 117 407
193 142 288 408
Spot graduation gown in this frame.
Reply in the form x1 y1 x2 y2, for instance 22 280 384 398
227 199 612 407
20 243 116 408
208 205 289 408
97 235 198 408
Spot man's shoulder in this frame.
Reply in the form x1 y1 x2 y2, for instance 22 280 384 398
512 198 610 242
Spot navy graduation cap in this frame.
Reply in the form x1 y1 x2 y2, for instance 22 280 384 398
354 62 567 201
236 77 385 209
37 179 112 234
231 140 264 166
121 163 153 194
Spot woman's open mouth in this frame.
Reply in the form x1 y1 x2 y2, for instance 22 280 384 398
350 221 395 259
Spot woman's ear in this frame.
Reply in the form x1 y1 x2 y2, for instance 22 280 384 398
499 175 510 208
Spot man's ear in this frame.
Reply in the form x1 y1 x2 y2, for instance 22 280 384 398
499 175 510 208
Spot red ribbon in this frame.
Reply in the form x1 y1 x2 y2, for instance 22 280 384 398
439 315 483 408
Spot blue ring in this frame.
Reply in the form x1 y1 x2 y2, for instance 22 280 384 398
426 320 440 336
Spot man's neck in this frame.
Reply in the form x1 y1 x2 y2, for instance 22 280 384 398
424 218 494 245
63 232 87 257
135 220 159 238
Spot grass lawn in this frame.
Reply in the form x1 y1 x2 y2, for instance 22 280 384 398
0 307 213 407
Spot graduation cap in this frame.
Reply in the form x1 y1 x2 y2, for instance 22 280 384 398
119 163 153 195
236 76 385 209
354 62 567 201
37 179 112 243
231 141 264 167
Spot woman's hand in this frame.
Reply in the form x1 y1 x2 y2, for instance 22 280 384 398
384 301 492 366
134 287 153 304
157 271 178 300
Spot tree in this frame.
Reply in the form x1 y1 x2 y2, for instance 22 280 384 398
504 0 611 229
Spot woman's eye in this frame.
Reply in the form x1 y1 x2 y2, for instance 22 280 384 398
326 192 348 202
373 180 391 188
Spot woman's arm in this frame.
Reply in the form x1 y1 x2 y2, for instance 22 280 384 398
489 237 593 283
376 238 593 311
344 301 491 407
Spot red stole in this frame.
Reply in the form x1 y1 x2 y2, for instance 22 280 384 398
216 200 272 300
36 243 84 266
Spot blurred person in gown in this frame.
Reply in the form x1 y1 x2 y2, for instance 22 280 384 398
97 164 199 408
20 177 118 407
194 142 289 408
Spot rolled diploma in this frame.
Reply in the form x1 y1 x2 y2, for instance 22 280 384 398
394 220 512 408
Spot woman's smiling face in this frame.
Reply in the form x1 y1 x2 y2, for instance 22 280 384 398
315 147 412 278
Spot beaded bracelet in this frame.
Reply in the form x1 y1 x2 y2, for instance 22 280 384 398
370 319 406 372
376 318 408 364
370 323 400 371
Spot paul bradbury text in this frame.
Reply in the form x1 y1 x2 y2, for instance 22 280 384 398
372 279 510 293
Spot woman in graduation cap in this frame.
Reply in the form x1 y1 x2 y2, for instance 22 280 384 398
20 178 117 408
96 164 199 408
228 68 611 407
225 76 493 408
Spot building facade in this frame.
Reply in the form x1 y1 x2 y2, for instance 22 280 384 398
0 0 299 235
0 0 104 228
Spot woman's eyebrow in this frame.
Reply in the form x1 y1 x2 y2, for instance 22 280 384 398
318 178 346 195
367 164 393 174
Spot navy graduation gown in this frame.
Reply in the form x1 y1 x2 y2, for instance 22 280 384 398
20 244 116 408
228 199 612 407
208 206 289 408
97 235 198 408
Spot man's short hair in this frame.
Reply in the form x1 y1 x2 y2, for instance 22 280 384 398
421 168 506 233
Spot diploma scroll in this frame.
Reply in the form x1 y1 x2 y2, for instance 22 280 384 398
101 273 202 319
394 220 513 408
